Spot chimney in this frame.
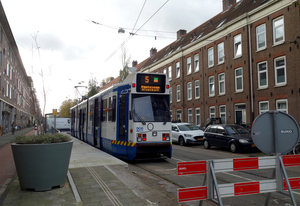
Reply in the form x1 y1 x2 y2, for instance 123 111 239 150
223 0 236 11
177 29 187 40
150 47 157 57
132 60 138 67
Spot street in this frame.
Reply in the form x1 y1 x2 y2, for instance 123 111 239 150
128 144 300 206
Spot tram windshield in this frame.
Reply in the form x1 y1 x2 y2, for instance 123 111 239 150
132 94 170 123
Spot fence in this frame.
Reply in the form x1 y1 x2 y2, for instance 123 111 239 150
177 154 300 205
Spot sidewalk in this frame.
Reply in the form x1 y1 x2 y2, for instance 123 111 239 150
0 131 162 206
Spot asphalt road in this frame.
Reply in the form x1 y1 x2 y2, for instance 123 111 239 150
131 144 300 206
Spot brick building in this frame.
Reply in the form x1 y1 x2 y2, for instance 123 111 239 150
0 2 41 133
139 0 300 127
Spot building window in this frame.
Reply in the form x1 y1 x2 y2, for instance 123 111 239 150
209 76 215 97
273 16 284 45
218 73 225 95
217 42 224 64
259 101 269 114
235 68 243 92
187 82 192 100
276 99 287 113
6 84 9 97
234 34 242 58
0 50 2 67
176 110 182 121
195 80 200 99
7 63 9 77
176 85 180 102
188 108 192 124
168 65 172 81
194 54 199 72
187 57 191 74
209 106 215 118
163 68 166 75
170 88 172 103
219 105 226 124
208 47 214 67
274 56 286 86
258 61 268 89
176 62 180 78
195 108 200 126
256 24 266 50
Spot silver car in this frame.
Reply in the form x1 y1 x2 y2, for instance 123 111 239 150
172 123 204 146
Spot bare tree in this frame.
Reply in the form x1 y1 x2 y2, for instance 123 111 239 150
119 45 131 83
31 32 52 134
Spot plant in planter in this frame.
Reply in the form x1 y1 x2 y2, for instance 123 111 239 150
11 133 73 191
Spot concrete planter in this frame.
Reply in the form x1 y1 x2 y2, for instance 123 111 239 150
11 141 73 191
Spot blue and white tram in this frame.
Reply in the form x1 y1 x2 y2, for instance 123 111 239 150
70 72 172 160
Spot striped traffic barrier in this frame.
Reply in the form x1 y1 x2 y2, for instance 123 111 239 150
177 154 300 205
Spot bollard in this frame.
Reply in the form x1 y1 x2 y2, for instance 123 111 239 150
35 124 37 136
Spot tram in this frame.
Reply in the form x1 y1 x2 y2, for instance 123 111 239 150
70 72 172 160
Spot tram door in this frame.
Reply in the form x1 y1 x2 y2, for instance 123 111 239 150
117 91 129 157
79 110 82 140
93 98 98 147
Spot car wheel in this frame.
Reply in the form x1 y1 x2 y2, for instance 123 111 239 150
204 140 210 149
230 143 238 153
179 136 185 146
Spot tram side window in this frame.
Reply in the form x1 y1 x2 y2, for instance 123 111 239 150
89 104 94 121
102 99 107 122
108 96 116 122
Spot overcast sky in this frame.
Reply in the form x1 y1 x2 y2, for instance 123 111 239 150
1 0 222 114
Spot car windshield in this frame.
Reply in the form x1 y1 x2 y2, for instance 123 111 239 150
132 94 170 122
226 125 249 134
178 124 200 131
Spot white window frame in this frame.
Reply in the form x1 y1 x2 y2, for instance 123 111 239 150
257 61 268 89
163 68 166 74
274 56 286 86
209 106 215 118
276 99 288 113
234 34 242 58
194 54 199 72
256 24 266 50
6 83 9 97
195 108 201 126
187 82 192 100
273 16 285 45
188 108 193 124
235 67 243 92
208 47 214 68
176 62 180 78
187 57 191 75
168 66 172 81
7 63 9 77
219 105 226 124
259 101 269 114
217 42 224 64
195 80 200 99
176 85 180 102
209 76 215 97
218 73 225 95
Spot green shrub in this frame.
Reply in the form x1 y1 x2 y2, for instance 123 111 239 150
11 133 72 144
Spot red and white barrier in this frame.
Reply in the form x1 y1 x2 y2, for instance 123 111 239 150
177 154 300 203
35 123 37 136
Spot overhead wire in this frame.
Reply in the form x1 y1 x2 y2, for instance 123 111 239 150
131 0 147 33
104 0 170 63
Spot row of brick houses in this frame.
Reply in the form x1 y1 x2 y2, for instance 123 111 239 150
132 0 300 127
0 2 41 133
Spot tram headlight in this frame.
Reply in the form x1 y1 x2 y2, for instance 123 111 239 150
137 137 143 142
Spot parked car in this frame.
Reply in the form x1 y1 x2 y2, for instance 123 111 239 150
203 124 256 153
172 123 204 146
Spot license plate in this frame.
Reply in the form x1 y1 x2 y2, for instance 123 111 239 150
198 138 203 141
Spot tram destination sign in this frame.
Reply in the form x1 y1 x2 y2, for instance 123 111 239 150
136 73 166 93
